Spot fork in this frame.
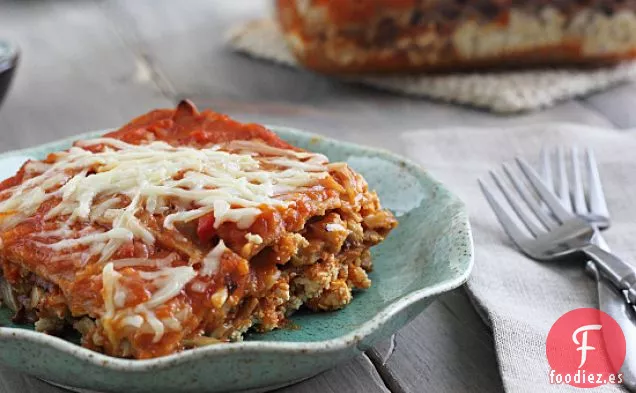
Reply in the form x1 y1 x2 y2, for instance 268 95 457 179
539 147 611 278
479 158 636 307
540 147 636 390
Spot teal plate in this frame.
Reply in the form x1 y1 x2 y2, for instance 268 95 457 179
0 126 473 393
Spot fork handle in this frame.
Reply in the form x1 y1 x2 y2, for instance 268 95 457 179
584 244 636 304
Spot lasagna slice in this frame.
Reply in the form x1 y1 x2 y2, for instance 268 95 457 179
0 101 397 359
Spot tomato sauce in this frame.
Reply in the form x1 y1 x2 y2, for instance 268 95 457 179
105 100 295 150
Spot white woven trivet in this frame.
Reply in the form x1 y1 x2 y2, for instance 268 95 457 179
226 19 636 113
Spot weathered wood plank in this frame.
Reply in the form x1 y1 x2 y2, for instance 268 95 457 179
0 0 171 152
583 83 636 129
276 354 390 393
367 289 504 393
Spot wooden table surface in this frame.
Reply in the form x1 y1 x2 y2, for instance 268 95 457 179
0 1 634 392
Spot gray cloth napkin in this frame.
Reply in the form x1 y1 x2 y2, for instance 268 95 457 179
400 124 636 393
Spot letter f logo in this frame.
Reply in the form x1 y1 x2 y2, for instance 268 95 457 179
572 324 603 368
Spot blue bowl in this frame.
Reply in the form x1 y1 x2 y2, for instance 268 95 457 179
0 41 18 109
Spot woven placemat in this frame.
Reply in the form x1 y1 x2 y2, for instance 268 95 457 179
226 19 636 113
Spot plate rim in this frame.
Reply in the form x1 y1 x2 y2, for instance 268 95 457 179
0 125 474 371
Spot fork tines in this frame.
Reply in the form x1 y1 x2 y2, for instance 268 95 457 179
540 147 609 224
479 158 574 245
480 147 609 248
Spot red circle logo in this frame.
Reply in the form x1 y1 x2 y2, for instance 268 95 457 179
546 308 626 388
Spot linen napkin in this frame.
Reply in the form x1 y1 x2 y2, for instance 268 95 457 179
400 124 636 393
226 19 636 114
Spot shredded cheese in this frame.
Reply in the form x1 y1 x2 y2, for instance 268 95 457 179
1 137 333 344
102 264 197 343
101 262 121 347
1 138 327 256
137 266 197 309
325 223 347 232
201 240 229 277
245 233 263 244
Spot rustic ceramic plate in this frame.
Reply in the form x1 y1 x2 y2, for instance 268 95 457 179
0 126 474 393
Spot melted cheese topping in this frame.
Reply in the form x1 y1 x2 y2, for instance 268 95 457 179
0 138 328 240
201 240 229 277
103 262 198 345
0 137 331 344
245 232 263 244
325 223 346 232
